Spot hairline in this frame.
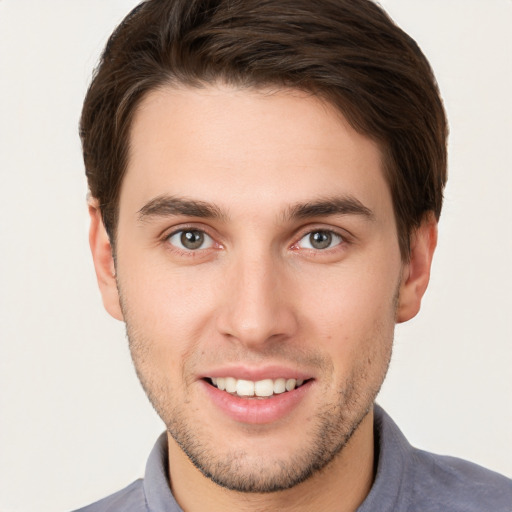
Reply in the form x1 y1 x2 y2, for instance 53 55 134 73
104 78 416 259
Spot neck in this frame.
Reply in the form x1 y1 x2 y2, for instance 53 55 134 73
167 409 375 512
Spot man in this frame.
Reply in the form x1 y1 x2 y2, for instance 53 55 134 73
76 0 512 510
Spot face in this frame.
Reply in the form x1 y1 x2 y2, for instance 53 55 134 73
91 84 431 493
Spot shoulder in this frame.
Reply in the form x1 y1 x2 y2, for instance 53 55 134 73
72 479 147 512
370 406 512 512
410 448 512 511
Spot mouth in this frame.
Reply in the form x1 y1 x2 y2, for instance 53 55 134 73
205 377 310 398
202 372 313 424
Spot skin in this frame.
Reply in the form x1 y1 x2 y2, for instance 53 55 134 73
89 85 437 512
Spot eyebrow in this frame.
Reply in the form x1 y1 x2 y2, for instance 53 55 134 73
137 194 374 224
137 195 226 222
285 196 375 221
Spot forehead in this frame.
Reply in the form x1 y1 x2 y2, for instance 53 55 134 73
120 84 391 221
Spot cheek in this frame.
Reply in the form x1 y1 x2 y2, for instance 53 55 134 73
116 253 222 365
296 260 399 364
299 260 398 323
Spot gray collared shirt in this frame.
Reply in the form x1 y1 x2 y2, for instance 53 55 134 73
74 405 512 511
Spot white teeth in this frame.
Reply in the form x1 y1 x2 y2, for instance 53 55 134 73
225 377 237 393
273 378 286 394
236 379 255 396
285 378 297 392
255 379 274 397
210 376 306 397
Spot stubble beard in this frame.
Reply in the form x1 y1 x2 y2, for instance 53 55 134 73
125 323 393 494
165 383 377 493
119 276 398 494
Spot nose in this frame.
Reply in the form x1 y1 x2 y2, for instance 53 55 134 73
215 250 298 349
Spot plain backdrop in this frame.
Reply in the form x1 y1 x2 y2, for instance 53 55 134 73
0 1 511 511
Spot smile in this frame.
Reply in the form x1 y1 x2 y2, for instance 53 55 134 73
209 377 306 398
202 375 313 424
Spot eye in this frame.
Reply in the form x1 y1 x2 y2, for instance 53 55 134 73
167 229 214 251
297 230 343 250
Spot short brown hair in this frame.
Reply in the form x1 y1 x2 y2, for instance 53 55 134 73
80 0 447 258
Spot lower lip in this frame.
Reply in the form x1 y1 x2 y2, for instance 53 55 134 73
201 380 312 425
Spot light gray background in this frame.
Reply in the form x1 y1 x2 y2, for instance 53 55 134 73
0 1 511 511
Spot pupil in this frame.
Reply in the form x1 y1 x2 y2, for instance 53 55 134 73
181 230 204 249
310 231 331 249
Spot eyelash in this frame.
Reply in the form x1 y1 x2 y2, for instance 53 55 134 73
163 226 220 256
293 229 346 252
162 226 350 257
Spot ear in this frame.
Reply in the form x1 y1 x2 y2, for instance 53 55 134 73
88 199 124 321
396 213 438 323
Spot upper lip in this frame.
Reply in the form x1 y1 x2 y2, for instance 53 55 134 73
201 365 313 382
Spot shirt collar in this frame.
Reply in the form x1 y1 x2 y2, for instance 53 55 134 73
143 432 182 512
143 405 412 512
356 404 412 512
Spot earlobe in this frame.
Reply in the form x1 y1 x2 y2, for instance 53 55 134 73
88 199 124 321
396 213 438 323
